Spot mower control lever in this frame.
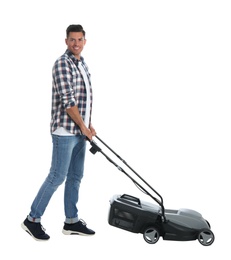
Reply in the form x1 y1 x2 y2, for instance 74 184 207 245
88 139 102 154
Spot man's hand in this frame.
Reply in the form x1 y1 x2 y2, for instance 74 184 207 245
89 124 96 136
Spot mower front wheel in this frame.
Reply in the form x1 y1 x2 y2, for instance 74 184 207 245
198 229 215 246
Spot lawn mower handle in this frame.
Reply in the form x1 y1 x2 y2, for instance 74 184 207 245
86 135 167 222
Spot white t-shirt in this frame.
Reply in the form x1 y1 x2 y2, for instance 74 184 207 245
78 61 91 127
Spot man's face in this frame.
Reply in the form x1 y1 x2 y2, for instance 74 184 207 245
65 32 86 60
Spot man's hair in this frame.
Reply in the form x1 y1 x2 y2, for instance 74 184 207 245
66 24 86 38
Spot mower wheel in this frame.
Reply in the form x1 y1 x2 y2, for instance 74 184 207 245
143 226 160 244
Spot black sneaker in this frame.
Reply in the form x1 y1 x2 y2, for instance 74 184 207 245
21 218 50 241
62 219 95 236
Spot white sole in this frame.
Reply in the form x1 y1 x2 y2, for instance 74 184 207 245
62 229 95 236
21 222 49 241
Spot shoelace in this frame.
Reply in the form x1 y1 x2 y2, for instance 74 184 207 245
79 219 87 226
41 225 46 232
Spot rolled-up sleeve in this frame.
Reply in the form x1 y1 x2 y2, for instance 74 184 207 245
53 58 77 109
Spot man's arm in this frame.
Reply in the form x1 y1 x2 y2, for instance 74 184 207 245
66 106 93 140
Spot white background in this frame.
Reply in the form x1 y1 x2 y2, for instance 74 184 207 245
0 0 230 258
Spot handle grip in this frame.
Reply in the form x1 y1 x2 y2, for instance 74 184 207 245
120 194 141 206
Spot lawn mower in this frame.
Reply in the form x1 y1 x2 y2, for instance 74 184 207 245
88 136 215 246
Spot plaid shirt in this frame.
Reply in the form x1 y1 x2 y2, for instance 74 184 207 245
50 49 93 135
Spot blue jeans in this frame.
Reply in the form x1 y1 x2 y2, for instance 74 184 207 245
28 134 86 224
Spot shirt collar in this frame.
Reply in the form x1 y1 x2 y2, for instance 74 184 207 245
65 49 84 65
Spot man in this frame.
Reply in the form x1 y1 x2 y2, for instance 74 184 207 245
21 24 96 241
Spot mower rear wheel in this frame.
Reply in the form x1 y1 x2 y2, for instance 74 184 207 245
143 226 160 244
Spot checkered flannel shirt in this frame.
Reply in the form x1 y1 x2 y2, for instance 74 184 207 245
50 49 93 135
